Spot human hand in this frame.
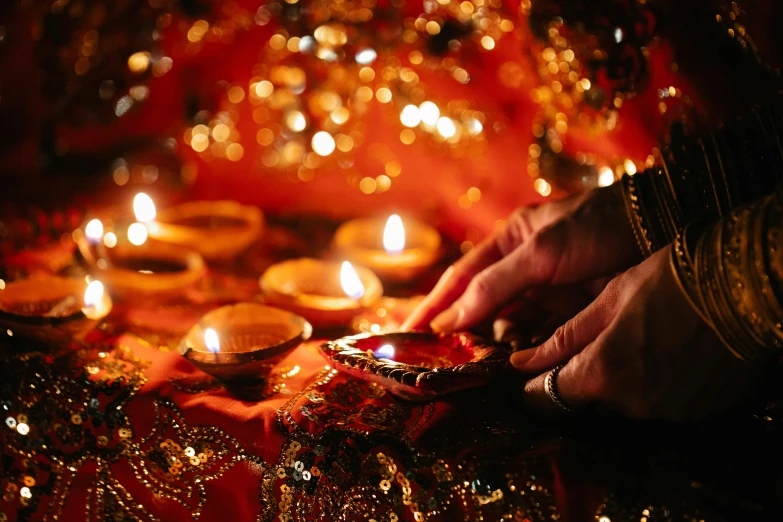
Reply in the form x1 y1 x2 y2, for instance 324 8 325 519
402 184 640 333
513 247 757 421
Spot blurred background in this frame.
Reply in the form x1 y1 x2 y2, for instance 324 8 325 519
0 0 781 256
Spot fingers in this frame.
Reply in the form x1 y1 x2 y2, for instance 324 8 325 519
429 222 568 332
402 197 585 332
510 284 618 374
401 236 503 330
519 352 594 416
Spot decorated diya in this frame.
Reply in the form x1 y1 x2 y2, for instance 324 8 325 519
260 258 383 328
320 331 512 401
147 200 264 261
0 276 112 345
179 303 312 384
333 214 441 282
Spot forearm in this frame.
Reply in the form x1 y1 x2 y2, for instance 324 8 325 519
670 184 783 361
623 94 783 257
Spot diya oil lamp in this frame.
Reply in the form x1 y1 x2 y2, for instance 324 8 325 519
179 303 312 384
333 214 441 282
74 193 206 302
259 258 383 328
0 276 112 345
320 331 511 402
146 200 264 262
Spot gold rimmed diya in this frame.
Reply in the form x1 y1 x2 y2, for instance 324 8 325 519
0 276 112 345
74 221 206 302
179 303 312 384
320 332 512 402
260 258 383 328
334 215 441 282
147 200 264 261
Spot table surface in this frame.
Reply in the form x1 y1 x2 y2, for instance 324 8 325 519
2 217 783 522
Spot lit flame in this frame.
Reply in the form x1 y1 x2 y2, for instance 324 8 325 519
374 344 395 359
83 280 104 309
127 223 148 246
383 214 405 254
204 328 220 353
133 193 156 222
340 261 365 299
85 219 104 243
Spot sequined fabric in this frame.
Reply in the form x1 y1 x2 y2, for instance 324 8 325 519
3 314 783 522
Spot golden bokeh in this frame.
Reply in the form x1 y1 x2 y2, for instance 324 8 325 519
385 161 401 177
257 128 275 146
376 87 392 104
191 134 209 152
212 124 230 142
127 52 150 74
227 86 245 104
331 107 350 125
255 80 274 98
480 36 496 50
359 177 377 194
226 143 244 161
359 67 375 82
356 86 373 102
400 129 416 144
375 175 391 192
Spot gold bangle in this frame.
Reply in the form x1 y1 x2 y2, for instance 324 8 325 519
670 228 711 327
621 175 653 258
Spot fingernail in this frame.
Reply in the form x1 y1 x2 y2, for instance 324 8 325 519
430 306 462 333
510 348 536 370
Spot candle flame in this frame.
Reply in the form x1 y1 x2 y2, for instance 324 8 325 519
83 280 104 309
127 222 148 246
383 214 405 254
204 328 220 353
85 219 104 243
374 344 395 359
340 261 365 299
133 193 156 222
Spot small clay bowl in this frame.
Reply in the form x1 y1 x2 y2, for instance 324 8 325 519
333 217 441 282
75 229 206 303
320 331 511 402
147 200 264 261
260 258 383 328
0 276 113 346
179 303 312 384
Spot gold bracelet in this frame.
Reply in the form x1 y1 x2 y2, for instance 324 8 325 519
670 227 711 327
621 175 653 258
